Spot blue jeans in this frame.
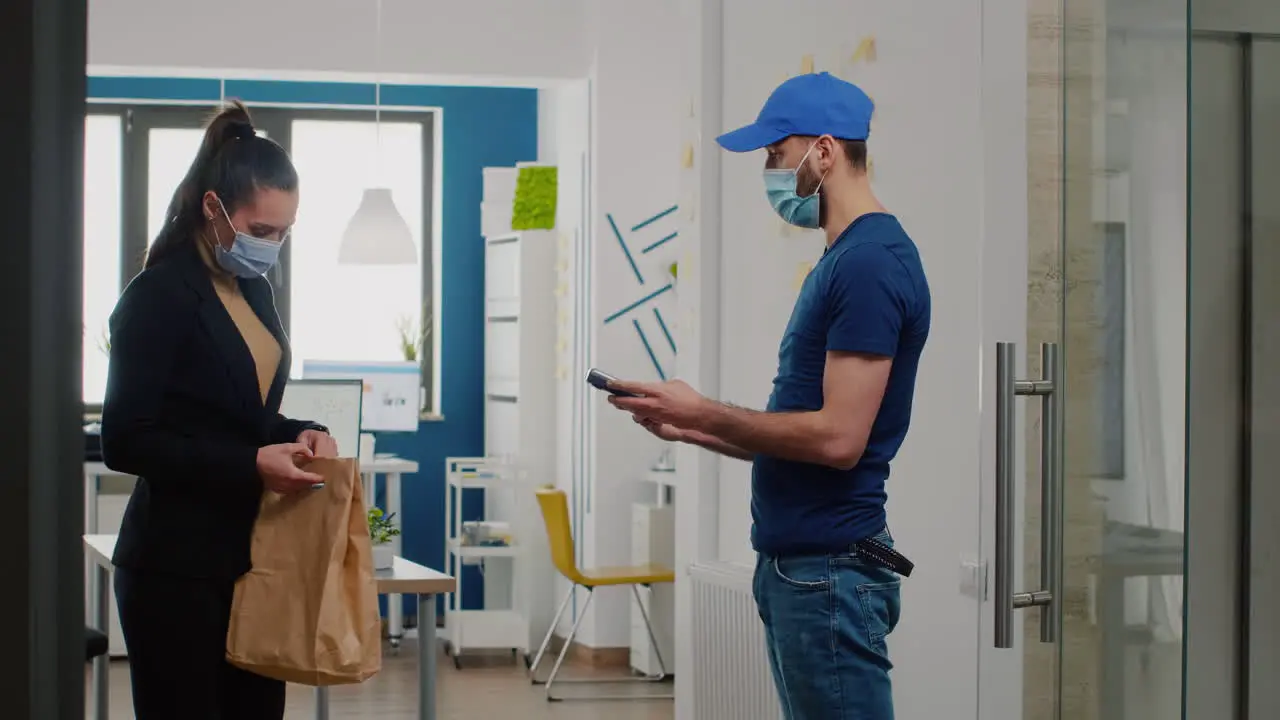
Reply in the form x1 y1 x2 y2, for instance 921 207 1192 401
752 530 902 720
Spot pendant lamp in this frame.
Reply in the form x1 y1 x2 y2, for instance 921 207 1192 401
338 188 416 264
337 0 415 266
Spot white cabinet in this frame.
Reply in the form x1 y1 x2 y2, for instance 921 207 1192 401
480 167 555 471
471 165 558 656
631 502 676 676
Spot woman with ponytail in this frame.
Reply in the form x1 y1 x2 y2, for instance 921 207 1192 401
101 101 338 719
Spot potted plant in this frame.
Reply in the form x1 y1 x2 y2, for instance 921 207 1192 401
394 297 433 364
367 506 400 570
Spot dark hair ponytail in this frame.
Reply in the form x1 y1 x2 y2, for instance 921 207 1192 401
145 99 299 269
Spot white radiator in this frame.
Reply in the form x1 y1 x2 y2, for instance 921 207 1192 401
690 562 782 720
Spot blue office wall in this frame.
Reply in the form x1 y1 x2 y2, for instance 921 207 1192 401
89 77 540 618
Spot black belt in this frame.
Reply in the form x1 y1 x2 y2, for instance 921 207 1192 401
853 535 914 578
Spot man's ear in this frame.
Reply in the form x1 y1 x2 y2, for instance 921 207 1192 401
816 135 838 171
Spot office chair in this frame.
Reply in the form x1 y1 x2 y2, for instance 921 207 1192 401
528 487 674 701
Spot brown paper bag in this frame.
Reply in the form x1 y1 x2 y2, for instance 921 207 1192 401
226 457 382 686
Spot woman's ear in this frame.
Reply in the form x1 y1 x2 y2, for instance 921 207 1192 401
201 191 220 221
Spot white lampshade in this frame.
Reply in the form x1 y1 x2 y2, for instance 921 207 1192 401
338 188 417 265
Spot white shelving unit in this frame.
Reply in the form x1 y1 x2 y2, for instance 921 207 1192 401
483 166 558 652
443 456 529 667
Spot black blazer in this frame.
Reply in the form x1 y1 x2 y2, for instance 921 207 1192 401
101 241 320 580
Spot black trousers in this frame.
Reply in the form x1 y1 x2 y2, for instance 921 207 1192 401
114 567 286 720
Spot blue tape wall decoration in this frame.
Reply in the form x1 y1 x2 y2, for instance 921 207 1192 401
642 231 678 254
630 205 678 232
632 319 666 381
653 308 677 354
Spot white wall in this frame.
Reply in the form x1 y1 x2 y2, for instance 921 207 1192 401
678 0 1028 717
542 79 593 643
538 4 687 652
87 0 586 85
576 0 684 649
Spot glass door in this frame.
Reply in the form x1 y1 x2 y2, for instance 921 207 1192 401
1002 1 1191 719
1055 2 1189 715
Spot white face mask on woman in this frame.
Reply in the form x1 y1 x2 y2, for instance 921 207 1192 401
208 197 284 278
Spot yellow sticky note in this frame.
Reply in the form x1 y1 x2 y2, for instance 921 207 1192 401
554 282 567 298
558 232 570 250
555 338 567 353
558 309 569 325
555 258 569 273
682 143 695 169
800 54 815 74
852 36 877 64
556 366 569 381
793 262 814 291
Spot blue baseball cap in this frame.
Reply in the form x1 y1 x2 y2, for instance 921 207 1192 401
716 72 874 153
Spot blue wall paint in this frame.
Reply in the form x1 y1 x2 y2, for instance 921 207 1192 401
89 77 540 619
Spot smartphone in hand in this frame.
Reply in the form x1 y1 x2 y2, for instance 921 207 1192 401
586 368 641 398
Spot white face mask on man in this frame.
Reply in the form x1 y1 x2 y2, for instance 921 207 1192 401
762 142 828 229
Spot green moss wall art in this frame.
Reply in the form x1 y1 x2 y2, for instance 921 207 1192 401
510 165 558 230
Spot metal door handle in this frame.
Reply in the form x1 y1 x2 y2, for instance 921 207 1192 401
994 342 1062 649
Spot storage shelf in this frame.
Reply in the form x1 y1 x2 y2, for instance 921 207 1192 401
446 470 519 490
448 538 520 558
445 609 528 654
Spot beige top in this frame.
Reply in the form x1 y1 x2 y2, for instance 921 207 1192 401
199 241 281 403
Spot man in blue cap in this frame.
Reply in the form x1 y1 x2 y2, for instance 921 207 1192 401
607 72 930 718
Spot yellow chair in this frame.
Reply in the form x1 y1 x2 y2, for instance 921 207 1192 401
528 487 675 701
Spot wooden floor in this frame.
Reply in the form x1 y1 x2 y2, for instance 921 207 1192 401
88 640 675 719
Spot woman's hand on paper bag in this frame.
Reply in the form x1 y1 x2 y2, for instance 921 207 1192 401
297 429 339 458
257 443 324 494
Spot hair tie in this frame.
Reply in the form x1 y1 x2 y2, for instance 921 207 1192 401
224 120 256 141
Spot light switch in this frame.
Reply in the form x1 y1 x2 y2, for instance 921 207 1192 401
959 557 988 601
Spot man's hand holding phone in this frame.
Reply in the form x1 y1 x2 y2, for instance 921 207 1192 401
589 367 714 433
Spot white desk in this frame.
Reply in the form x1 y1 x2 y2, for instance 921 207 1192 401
84 534 455 720
356 456 420 646
85 455 421 644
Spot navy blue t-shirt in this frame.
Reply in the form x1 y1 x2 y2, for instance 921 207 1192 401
751 213 930 556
